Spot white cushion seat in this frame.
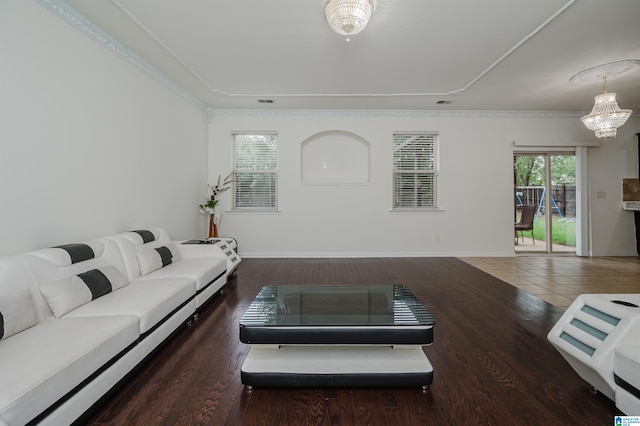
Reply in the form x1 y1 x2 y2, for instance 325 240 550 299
0 315 139 426
63 277 195 336
614 346 640 415
137 257 226 292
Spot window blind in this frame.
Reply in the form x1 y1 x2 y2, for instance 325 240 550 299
393 133 439 209
233 133 278 209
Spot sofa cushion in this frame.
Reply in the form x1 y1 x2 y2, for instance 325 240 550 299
122 229 161 246
136 257 226 292
52 243 95 264
39 266 129 318
0 315 139 426
30 240 105 267
137 243 182 276
0 290 37 340
62 277 195 335
131 229 156 243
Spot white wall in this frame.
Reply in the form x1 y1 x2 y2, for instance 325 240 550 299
210 111 639 257
2 2 637 258
588 123 639 256
0 1 209 255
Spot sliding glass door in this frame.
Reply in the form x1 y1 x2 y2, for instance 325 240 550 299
514 152 576 254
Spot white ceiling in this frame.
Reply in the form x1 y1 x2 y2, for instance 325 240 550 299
62 0 640 112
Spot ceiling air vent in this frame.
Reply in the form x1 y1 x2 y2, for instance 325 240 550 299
258 99 275 104
436 100 452 104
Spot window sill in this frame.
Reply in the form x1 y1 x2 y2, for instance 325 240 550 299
390 208 444 213
226 209 282 214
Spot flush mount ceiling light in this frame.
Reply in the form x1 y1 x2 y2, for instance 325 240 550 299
324 0 376 37
571 60 639 140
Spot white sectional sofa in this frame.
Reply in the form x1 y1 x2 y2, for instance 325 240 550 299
0 228 236 426
547 293 640 415
614 346 640 415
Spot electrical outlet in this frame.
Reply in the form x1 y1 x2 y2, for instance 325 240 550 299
322 162 328 169
596 191 606 199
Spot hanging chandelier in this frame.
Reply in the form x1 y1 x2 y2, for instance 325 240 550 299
581 76 633 139
324 0 376 36
571 60 638 140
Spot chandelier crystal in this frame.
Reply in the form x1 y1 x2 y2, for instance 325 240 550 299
324 0 376 36
581 77 632 139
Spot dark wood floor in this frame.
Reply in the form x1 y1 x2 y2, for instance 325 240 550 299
87 258 618 425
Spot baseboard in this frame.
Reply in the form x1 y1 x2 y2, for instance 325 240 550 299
590 251 640 257
238 251 516 258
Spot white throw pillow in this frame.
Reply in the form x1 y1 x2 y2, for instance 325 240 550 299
137 250 163 276
167 242 181 262
137 243 181 276
99 265 129 291
39 265 129 318
0 290 37 340
39 276 91 318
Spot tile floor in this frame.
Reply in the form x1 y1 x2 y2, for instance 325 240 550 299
460 255 640 310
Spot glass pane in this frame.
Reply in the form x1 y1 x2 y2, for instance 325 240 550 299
550 155 576 252
514 153 576 254
394 172 436 208
234 172 277 208
233 133 278 209
240 284 435 327
234 134 278 170
393 134 435 171
514 154 547 252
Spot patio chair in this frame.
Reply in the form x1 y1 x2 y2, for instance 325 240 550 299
515 204 536 245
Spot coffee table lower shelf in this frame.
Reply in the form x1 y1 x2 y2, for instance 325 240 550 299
241 345 433 388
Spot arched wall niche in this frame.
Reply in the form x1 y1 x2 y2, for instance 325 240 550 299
301 130 370 184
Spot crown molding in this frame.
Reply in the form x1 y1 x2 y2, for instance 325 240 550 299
207 108 216 122
513 139 600 147
210 109 589 118
34 0 209 114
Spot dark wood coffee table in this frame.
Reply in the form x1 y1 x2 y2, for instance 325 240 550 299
239 284 435 388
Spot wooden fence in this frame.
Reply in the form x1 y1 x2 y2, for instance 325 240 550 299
515 185 576 218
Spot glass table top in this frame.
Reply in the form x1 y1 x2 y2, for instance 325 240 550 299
240 284 435 327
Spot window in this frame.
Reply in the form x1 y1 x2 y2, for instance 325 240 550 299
232 133 278 209
393 133 439 209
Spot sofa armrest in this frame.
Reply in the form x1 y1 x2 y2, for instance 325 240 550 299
174 242 226 259
174 240 241 277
